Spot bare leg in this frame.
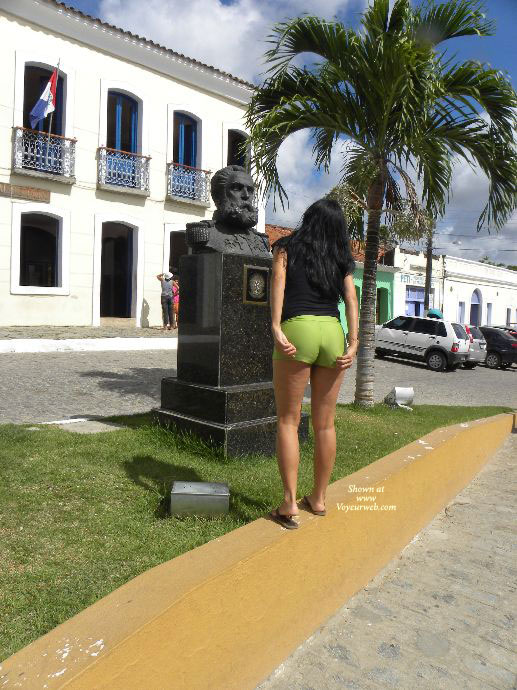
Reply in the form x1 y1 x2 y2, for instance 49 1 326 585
273 359 311 516
308 364 346 512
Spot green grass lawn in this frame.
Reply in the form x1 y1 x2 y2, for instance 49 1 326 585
0 404 511 660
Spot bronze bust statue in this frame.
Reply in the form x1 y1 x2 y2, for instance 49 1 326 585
186 165 271 257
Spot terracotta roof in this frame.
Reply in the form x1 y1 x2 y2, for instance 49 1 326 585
264 224 293 248
43 0 254 89
265 224 388 262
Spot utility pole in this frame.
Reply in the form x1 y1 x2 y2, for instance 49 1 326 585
423 220 435 312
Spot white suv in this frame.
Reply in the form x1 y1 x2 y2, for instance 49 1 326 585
375 316 470 371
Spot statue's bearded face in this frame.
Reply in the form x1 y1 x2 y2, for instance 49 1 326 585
218 171 258 229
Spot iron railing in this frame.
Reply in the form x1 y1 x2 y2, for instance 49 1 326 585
167 162 211 203
97 147 150 192
13 126 76 178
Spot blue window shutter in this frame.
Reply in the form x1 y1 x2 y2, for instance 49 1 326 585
115 95 122 150
130 101 138 153
191 121 197 168
55 76 63 136
178 117 185 164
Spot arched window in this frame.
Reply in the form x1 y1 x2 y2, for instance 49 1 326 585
469 289 482 326
173 113 197 167
227 129 249 168
107 91 139 153
23 65 64 134
20 213 60 287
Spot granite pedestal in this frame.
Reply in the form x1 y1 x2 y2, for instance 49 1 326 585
155 252 309 456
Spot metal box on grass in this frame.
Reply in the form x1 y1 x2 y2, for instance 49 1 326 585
170 481 230 516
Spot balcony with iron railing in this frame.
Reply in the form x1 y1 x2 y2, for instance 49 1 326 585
12 126 76 183
167 162 211 207
97 147 151 196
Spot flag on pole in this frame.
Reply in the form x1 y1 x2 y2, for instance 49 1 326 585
29 69 58 130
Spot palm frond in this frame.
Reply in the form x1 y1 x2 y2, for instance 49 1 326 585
413 0 495 46
246 68 374 206
387 0 411 35
438 59 517 139
263 16 358 78
361 0 391 38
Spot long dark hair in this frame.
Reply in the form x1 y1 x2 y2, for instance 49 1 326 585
273 198 355 301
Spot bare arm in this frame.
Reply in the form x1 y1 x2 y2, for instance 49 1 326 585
343 274 359 344
270 246 296 356
336 273 359 370
156 274 164 281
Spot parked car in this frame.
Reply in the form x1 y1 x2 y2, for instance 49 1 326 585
463 325 487 369
479 327 517 369
491 325 517 339
375 316 470 371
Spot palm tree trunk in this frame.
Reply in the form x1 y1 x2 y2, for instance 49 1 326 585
424 232 433 312
354 166 387 406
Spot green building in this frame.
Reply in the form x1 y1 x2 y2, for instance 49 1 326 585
339 264 398 334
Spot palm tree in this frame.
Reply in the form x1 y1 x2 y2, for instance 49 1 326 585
246 0 517 405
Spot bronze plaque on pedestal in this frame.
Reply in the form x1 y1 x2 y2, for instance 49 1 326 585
243 264 269 306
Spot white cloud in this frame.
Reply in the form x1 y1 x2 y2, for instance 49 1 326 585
99 0 365 82
419 159 517 265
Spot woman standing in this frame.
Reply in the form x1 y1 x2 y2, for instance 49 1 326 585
172 276 180 329
269 199 359 529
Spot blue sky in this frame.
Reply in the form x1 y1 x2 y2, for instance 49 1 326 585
65 0 516 264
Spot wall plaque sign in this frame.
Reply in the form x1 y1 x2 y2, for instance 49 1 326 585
0 182 50 203
400 272 436 287
243 264 269 306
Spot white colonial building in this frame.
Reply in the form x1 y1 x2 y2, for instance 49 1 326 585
442 255 517 328
390 247 517 327
0 0 261 328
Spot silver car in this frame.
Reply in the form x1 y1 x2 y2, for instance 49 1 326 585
463 325 487 369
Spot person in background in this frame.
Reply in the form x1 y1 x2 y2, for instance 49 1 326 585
172 275 180 329
156 271 174 330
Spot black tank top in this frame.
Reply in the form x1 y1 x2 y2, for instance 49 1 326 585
281 252 340 322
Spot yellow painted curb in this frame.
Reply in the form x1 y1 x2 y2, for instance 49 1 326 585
1 412 514 689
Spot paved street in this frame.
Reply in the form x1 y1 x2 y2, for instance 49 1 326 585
336 356 517 408
0 351 515 424
257 433 517 690
0 351 177 424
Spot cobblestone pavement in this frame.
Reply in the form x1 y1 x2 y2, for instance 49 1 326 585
335 357 517 408
0 324 176 339
0 351 177 424
257 433 517 690
0 351 515 425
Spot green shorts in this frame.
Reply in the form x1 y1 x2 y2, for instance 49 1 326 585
273 315 346 368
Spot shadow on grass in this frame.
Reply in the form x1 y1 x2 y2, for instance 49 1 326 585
104 412 156 428
125 447 271 523
124 454 204 519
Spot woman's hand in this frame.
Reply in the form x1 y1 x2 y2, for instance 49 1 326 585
336 340 358 370
272 325 296 357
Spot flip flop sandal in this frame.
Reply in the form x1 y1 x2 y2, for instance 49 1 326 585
269 508 299 530
300 495 326 516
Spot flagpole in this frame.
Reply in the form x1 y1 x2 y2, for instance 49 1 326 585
46 59 60 169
